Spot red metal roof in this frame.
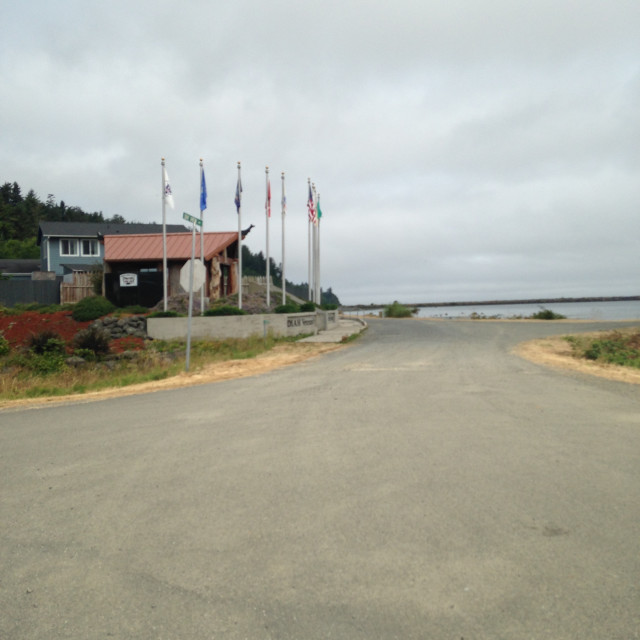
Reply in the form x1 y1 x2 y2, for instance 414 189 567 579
104 232 238 262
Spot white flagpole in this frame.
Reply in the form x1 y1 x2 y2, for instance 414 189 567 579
265 166 270 308
161 158 168 311
199 159 205 315
312 183 318 304
307 178 312 301
281 171 286 306
317 192 322 306
236 162 243 310
185 218 197 371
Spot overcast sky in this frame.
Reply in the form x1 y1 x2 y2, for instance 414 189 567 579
2 0 639 305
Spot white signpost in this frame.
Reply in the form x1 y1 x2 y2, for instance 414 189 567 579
182 212 204 371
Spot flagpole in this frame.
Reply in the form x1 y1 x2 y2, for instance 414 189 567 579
199 159 205 315
185 217 197 372
317 192 322 306
236 162 243 310
281 171 286 306
307 178 312 301
161 158 168 311
312 183 318 304
265 166 270 309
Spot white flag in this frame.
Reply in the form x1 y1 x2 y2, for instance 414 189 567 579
163 166 175 209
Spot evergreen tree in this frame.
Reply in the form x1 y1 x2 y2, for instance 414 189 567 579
0 181 342 303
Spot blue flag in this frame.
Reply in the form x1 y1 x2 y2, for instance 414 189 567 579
200 168 207 211
235 176 243 213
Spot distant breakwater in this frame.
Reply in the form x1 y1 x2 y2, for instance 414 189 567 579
344 295 640 311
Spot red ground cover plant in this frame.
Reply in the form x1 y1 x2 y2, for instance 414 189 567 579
0 311 144 353
0 311 91 349
110 336 145 353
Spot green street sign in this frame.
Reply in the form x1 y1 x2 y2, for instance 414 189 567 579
183 212 202 226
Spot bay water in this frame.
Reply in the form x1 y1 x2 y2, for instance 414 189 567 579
347 300 640 321
415 300 640 320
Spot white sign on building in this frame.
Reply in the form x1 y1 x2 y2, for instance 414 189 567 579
120 273 138 287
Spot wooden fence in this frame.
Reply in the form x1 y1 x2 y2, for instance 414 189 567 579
61 272 95 304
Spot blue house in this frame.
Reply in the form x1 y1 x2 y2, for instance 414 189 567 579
37 221 189 277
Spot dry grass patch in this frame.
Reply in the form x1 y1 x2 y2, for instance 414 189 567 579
514 327 640 385
0 342 341 411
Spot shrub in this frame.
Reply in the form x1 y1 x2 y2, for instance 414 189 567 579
321 303 339 310
148 310 182 318
72 326 111 356
72 296 115 322
565 330 640 369
530 308 566 320
28 330 67 355
274 303 300 314
26 352 67 374
204 305 248 316
299 302 317 312
118 305 149 315
90 266 104 295
0 332 9 357
384 301 413 318
73 348 97 362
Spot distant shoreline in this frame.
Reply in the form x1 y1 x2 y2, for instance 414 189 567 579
343 295 640 310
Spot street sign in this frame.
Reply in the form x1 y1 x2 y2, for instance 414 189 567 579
180 259 206 292
183 211 202 226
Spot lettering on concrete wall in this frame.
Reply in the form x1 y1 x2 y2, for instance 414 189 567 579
287 314 316 328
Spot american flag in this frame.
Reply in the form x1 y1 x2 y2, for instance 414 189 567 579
307 182 316 224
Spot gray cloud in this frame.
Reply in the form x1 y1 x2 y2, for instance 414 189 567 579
1 0 639 304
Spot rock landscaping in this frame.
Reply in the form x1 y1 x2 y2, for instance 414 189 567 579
90 315 147 340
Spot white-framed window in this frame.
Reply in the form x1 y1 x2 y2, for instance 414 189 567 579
81 239 99 256
60 238 79 256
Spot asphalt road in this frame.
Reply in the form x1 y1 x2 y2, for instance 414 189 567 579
1 318 639 639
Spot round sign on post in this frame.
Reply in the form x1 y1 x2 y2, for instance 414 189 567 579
180 259 206 292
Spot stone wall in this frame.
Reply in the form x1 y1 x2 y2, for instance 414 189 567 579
91 315 147 339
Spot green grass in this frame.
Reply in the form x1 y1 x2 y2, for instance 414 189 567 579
0 334 290 401
565 329 640 369
341 328 366 343
0 302 74 315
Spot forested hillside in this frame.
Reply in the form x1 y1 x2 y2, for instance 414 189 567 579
242 246 340 306
0 181 340 305
0 181 125 258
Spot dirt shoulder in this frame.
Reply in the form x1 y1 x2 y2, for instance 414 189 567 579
513 333 640 385
0 342 342 411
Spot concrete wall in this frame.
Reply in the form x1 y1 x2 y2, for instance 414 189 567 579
147 312 322 341
316 309 338 331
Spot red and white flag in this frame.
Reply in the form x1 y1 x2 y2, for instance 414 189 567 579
307 181 316 224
